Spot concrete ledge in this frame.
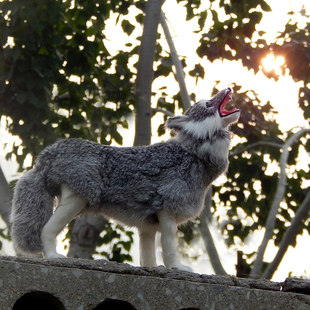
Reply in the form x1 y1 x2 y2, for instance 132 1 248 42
1 256 310 309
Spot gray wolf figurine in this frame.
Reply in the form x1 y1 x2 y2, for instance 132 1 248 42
10 87 240 271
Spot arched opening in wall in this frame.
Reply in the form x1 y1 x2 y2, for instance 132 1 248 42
93 298 137 310
13 291 65 310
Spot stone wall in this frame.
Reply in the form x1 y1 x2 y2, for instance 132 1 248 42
1 256 310 310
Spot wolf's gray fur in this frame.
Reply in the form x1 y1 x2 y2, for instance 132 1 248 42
10 87 240 270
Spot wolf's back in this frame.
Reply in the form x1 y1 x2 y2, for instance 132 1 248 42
10 167 54 254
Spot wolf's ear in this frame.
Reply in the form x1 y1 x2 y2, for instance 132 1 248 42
166 115 189 131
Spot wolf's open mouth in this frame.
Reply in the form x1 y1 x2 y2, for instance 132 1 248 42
219 89 240 117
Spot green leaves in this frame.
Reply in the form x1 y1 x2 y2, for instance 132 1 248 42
196 0 270 73
0 0 137 168
189 64 205 83
260 1 272 12
198 10 207 31
211 84 299 250
177 0 202 21
96 222 134 263
121 19 135 35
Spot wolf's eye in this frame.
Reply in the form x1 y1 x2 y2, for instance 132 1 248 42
205 100 213 108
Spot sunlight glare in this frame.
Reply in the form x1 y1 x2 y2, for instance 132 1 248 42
261 53 285 76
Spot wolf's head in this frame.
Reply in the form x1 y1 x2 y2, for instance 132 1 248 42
166 87 240 141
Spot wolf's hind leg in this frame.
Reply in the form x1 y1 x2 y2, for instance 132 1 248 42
41 184 87 259
157 210 192 272
138 225 157 267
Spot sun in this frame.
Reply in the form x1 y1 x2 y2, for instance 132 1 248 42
261 53 285 76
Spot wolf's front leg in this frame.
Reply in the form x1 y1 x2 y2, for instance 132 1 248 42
157 210 192 272
138 225 157 267
41 184 87 259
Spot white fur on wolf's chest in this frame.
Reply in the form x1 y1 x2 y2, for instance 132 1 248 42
198 138 230 159
182 114 230 159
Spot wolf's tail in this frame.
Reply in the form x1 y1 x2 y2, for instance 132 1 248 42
10 167 54 254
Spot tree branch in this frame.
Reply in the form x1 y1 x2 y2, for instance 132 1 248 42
160 12 191 110
199 187 227 275
160 13 226 273
230 141 282 157
251 128 310 277
152 107 174 117
262 190 310 279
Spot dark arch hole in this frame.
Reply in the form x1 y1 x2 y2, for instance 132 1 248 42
13 291 65 310
93 298 137 310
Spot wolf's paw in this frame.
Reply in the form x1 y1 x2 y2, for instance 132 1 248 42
44 252 66 259
171 263 193 272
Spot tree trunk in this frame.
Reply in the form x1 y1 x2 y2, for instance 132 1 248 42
199 187 227 275
0 166 12 226
68 0 165 258
67 215 109 258
133 0 165 146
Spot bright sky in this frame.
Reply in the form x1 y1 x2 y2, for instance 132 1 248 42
1 0 310 280
161 0 309 131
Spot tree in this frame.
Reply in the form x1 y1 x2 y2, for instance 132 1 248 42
0 0 309 280
0 0 135 167
68 0 165 258
0 166 11 225
134 0 164 146
179 0 310 279
0 0 138 260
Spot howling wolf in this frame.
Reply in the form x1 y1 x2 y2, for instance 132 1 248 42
10 87 240 271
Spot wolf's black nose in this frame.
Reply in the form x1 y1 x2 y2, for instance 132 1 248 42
227 87 232 92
